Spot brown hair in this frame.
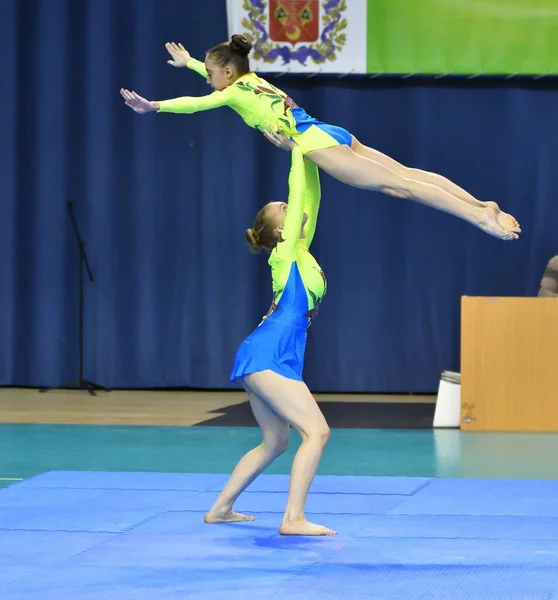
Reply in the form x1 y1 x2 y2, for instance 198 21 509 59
245 204 280 254
208 34 252 76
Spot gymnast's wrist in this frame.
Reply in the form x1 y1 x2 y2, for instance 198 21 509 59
186 58 202 70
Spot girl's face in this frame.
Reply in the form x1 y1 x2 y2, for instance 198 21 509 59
204 56 236 91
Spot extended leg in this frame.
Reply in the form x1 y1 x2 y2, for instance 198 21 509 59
204 386 290 523
351 137 520 233
244 371 335 536
305 145 519 241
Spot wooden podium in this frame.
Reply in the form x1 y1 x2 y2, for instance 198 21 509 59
460 296 558 432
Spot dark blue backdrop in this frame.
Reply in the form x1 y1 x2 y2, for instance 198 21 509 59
1 0 557 392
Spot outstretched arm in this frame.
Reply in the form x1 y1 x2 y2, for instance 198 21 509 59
274 147 307 261
165 42 208 79
263 128 321 249
120 88 233 115
301 160 321 248
185 58 208 78
157 88 232 114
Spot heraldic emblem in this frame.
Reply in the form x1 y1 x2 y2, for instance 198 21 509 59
241 0 347 66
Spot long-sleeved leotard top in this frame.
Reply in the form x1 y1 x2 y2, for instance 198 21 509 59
157 58 336 152
261 146 327 329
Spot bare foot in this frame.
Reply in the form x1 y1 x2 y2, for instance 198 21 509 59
485 201 521 233
477 205 518 240
279 519 337 536
204 510 255 524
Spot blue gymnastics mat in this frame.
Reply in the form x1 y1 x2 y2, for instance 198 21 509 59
1 471 558 599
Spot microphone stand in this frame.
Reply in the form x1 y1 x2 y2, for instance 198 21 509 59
40 199 111 396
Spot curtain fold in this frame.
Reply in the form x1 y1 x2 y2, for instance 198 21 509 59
1 0 556 392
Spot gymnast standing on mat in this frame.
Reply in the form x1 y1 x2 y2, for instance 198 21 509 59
121 35 521 241
205 130 334 536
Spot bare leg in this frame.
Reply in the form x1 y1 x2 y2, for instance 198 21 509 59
305 144 518 241
204 386 290 524
351 138 520 233
244 371 336 536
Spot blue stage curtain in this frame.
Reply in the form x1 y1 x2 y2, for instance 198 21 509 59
1 0 557 391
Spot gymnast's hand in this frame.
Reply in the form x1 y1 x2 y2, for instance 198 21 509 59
165 42 191 68
120 89 160 113
263 128 297 151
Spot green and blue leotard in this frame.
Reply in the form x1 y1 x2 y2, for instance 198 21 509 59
157 58 353 155
230 146 327 382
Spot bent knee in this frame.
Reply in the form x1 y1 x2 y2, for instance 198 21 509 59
305 425 330 445
263 434 290 456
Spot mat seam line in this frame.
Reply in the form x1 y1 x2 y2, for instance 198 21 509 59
5 486 421 497
410 479 435 495
3 528 558 542
0 528 117 534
